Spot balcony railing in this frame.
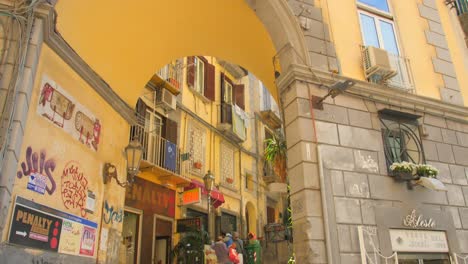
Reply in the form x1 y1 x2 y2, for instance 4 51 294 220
453 0 468 15
219 103 246 142
386 53 414 91
262 161 283 184
130 124 190 183
151 60 184 95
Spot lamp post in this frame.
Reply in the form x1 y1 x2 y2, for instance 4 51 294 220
203 170 215 240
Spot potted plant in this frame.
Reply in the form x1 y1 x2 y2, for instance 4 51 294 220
389 161 415 181
226 177 234 184
193 161 202 169
415 164 439 179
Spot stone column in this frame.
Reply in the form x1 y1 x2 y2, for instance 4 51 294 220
280 79 328 263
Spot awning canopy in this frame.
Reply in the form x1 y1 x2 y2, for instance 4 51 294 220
184 179 225 208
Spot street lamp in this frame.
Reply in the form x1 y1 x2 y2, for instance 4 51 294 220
203 170 215 240
123 138 143 186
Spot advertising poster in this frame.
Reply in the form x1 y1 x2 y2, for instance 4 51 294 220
80 226 96 256
58 219 82 255
8 196 98 257
8 204 62 251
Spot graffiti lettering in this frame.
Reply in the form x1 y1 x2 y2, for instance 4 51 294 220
61 161 88 217
31 256 64 264
103 200 123 224
17 147 56 195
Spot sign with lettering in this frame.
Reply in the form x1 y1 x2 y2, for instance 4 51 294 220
125 177 176 218
390 229 449 252
8 196 98 257
403 210 436 228
181 188 201 206
9 204 63 251
176 218 202 233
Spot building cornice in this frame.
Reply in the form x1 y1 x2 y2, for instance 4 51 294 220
34 4 136 124
277 63 468 123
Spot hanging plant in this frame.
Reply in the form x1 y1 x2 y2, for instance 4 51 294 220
264 135 287 182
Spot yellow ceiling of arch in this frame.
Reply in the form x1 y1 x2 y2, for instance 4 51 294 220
54 0 278 107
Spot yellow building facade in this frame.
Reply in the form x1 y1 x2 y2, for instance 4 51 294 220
1 0 468 263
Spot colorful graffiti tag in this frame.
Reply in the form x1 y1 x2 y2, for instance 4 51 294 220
17 146 56 195
61 161 88 217
103 200 123 225
37 76 102 151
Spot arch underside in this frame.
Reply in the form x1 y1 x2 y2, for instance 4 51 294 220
54 0 308 107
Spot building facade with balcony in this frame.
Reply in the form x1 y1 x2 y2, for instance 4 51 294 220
1 0 468 264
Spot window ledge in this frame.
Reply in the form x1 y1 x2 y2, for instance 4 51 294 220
357 2 393 20
188 87 211 104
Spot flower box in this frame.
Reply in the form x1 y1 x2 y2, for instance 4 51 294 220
226 178 234 184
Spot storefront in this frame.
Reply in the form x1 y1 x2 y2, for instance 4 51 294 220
123 177 176 264
358 206 462 264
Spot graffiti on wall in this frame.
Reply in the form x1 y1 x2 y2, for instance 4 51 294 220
61 161 88 217
17 146 57 195
103 200 123 225
37 75 101 152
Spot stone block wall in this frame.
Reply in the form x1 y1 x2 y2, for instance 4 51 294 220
282 79 468 263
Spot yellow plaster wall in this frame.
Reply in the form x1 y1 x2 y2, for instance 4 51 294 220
54 0 278 107
5 45 129 259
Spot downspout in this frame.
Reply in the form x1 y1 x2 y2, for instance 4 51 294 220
238 146 243 236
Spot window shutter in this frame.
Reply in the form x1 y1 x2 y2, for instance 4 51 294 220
187 56 195 87
220 72 225 102
205 62 215 101
135 99 147 126
234 84 245 110
164 118 178 144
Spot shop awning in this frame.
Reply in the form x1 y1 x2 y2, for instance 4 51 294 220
184 179 225 208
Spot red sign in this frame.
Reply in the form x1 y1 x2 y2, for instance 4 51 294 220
181 188 201 206
125 177 176 218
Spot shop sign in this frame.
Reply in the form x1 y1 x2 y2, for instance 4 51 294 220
389 229 449 252
403 209 436 228
8 196 98 257
181 188 201 206
125 177 176 218
176 218 201 233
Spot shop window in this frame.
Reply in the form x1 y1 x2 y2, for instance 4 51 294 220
186 208 208 233
220 142 235 186
220 212 237 234
186 56 215 100
380 110 424 169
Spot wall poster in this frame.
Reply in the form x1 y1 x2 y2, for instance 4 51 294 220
37 75 101 152
8 196 98 258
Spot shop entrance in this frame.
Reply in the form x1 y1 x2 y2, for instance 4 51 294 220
153 215 173 264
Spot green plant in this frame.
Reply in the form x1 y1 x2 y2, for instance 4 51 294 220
389 161 415 173
415 164 439 178
172 230 210 264
288 253 295 264
264 135 287 182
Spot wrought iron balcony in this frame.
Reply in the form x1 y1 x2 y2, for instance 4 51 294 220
218 103 247 143
150 60 183 95
130 124 191 186
386 53 414 91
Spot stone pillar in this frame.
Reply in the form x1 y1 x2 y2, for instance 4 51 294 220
0 16 44 239
281 80 328 263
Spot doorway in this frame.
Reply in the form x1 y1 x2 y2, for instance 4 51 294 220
398 253 450 264
122 207 143 264
153 215 173 264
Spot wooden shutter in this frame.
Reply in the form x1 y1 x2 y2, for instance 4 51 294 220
220 73 225 102
234 84 245 110
135 99 147 126
187 56 195 87
164 118 178 144
205 62 215 100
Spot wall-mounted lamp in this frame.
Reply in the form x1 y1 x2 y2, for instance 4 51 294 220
312 79 356 110
103 139 143 188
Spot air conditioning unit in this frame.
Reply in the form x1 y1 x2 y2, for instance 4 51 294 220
363 46 397 82
155 88 176 111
